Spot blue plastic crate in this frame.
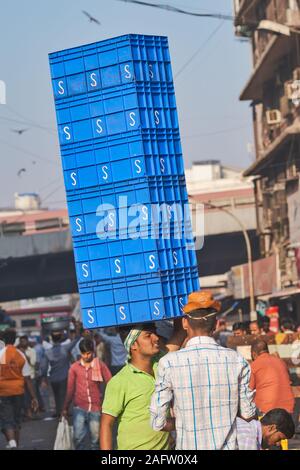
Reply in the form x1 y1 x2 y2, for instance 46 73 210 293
55 83 179 147
78 266 199 327
49 35 173 101
60 129 185 182
73 235 197 284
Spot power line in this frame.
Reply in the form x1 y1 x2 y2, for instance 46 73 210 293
41 185 64 204
182 124 250 139
175 21 225 79
0 114 56 135
115 0 233 21
0 136 58 165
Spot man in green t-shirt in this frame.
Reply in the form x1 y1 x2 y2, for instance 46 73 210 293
100 321 184 450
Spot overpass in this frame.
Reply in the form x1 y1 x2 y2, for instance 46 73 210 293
0 183 259 302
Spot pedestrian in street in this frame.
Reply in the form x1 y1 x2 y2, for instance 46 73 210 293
249 321 262 336
98 328 127 375
31 337 46 412
260 316 274 336
61 338 112 450
41 330 79 417
236 408 295 450
213 318 232 347
150 291 256 450
250 339 295 415
18 335 37 419
0 329 38 449
100 320 185 450
94 333 110 364
232 322 247 337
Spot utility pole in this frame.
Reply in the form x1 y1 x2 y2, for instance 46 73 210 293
189 196 257 321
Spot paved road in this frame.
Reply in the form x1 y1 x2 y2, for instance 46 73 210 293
0 412 58 450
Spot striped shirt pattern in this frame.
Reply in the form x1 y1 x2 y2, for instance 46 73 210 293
236 417 262 450
150 336 256 450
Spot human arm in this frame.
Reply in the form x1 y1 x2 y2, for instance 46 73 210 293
100 414 116 450
100 361 112 384
249 363 256 391
238 357 257 421
62 366 76 416
164 318 186 352
101 376 125 449
149 357 173 431
24 377 39 412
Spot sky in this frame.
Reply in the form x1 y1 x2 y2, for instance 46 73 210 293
0 0 254 209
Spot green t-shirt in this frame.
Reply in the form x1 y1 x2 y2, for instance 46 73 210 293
102 361 170 450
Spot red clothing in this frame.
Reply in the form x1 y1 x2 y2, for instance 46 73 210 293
64 359 112 412
250 353 295 413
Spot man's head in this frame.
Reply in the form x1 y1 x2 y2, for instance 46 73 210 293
249 321 261 336
251 338 269 361
232 322 247 337
19 335 29 349
182 291 221 338
79 338 95 364
51 330 64 344
261 408 295 448
3 328 16 345
120 323 160 361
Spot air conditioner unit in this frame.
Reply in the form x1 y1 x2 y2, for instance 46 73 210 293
266 109 281 125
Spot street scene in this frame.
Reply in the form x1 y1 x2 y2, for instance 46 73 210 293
1 0 300 452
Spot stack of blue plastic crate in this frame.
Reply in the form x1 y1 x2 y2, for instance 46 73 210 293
49 34 200 328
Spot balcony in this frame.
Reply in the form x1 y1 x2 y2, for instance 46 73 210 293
244 118 300 176
240 33 291 101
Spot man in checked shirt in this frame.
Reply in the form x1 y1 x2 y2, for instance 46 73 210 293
150 290 257 450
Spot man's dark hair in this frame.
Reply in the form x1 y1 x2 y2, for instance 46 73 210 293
232 322 247 332
251 339 269 355
185 309 217 333
20 335 28 341
261 408 295 439
3 328 17 345
79 338 94 353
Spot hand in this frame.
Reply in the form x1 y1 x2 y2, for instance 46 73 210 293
61 409 68 420
40 379 48 390
31 398 39 413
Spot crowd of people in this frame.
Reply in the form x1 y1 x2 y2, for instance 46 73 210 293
0 291 299 450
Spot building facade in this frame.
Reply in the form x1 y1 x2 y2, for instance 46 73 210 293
234 0 300 323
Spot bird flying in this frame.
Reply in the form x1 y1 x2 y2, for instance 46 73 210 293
11 128 29 135
17 168 26 177
82 10 101 25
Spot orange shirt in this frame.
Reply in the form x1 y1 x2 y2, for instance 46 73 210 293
0 345 30 396
250 353 295 414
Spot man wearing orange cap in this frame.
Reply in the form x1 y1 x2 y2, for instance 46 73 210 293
150 290 256 450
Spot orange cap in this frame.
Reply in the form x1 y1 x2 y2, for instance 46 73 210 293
183 290 221 315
